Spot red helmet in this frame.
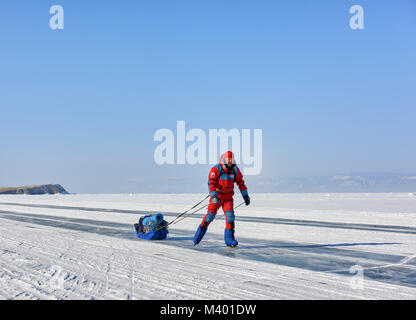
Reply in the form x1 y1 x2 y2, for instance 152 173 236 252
220 151 235 171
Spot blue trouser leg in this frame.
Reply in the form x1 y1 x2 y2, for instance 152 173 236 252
224 211 238 246
224 210 235 229
194 212 216 245
201 211 216 227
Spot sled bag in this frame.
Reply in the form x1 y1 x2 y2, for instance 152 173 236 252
134 214 168 240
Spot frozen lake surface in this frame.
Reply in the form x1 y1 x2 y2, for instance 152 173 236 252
0 193 415 299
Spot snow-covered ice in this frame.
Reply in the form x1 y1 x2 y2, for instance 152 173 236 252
0 193 415 300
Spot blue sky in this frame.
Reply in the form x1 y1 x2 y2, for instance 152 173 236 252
0 0 415 193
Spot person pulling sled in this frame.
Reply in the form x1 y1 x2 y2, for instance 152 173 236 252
193 151 250 247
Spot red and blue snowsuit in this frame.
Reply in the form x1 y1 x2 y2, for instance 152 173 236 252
200 152 248 230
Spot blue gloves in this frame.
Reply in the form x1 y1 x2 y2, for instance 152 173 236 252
212 194 220 204
243 194 250 206
210 191 219 204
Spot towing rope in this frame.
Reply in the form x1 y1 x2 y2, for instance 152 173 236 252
140 196 246 233
169 199 246 226
142 196 209 233
168 203 209 226
167 194 210 226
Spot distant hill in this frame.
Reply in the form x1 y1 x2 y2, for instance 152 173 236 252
251 173 416 193
0 184 69 195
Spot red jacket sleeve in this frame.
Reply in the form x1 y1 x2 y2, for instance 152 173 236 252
208 166 220 197
234 167 248 196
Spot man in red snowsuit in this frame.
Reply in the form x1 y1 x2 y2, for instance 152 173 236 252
193 151 250 247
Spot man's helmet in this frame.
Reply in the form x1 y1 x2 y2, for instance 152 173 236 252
221 151 236 171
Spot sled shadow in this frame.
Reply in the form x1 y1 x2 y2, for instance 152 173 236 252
167 236 194 241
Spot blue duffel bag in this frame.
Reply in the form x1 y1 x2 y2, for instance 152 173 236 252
134 213 168 240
